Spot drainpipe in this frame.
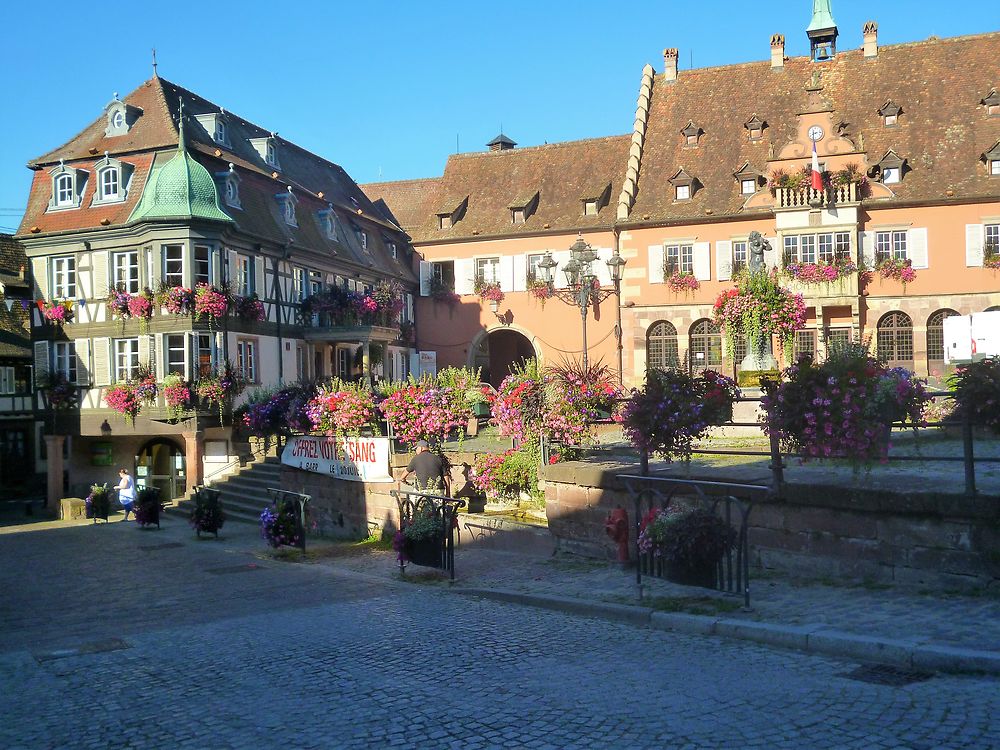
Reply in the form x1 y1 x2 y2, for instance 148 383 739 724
613 226 625 385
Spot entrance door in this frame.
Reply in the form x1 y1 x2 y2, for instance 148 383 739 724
136 439 186 500
476 330 536 388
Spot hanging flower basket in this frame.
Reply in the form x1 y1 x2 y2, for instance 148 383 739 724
38 300 74 326
162 373 193 421
157 286 195 315
234 294 266 323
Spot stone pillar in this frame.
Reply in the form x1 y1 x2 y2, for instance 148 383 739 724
44 435 65 516
362 341 371 388
182 431 204 491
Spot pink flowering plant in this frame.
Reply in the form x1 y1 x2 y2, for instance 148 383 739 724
194 283 231 324
761 342 930 469
162 373 193 421
713 268 806 361
196 363 245 422
527 279 553 307
623 368 740 462
378 370 473 449
474 279 505 304
39 299 74 325
784 257 858 285
875 257 917 287
234 294 266 323
158 286 195 315
105 382 140 424
947 358 1000 435
665 270 700 293
471 445 542 502
305 380 380 436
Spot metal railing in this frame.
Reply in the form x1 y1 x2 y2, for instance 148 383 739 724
266 488 311 552
392 489 466 580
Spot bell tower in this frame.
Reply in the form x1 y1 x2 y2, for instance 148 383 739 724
807 0 838 61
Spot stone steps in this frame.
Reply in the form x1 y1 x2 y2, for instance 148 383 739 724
166 456 284 525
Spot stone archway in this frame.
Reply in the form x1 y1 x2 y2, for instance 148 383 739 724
469 327 540 388
136 438 186 500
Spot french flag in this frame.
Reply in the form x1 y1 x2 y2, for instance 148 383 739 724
811 140 823 191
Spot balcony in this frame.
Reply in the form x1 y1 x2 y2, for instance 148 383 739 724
783 271 859 303
301 313 400 343
774 181 858 210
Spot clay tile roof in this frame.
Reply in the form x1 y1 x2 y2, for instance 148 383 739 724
627 32 1000 224
365 135 630 243
0 235 30 360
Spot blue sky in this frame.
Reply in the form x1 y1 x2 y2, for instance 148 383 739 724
0 0 994 231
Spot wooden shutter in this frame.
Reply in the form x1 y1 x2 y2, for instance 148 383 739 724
138 334 151 371
32 258 49 300
93 337 111 386
418 261 432 296
647 245 664 283
90 251 109 299
33 341 49 386
594 247 613 287
498 255 515 292
145 245 160 288
75 339 92 386
692 242 711 281
406 293 414 323
908 228 929 270
454 259 475 295
551 250 572 289
966 224 985 267
513 254 528 292
155 334 166 380
254 255 266 296
716 241 732 282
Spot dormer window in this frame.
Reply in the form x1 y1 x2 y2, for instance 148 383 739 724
670 168 697 202
744 114 767 142
875 150 907 184
216 120 227 143
681 121 702 147
194 111 232 147
214 164 241 210
92 153 133 206
386 241 397 259
983 142 1000 176
741 179 757 195
439 215 452 230
275 187 297 226
47 161 87 211
434 195 468 230
507 191 539 224
580 181 611 216
878 100 902 127
733 162 762 196
584 200 598 216
250 136 280 169
104 94 142 137
982 89 1000 117
317 206 338 240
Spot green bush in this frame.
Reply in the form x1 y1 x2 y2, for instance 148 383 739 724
737 369 781 388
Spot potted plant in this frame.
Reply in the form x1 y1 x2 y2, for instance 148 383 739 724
638 506 735 588
191 487 225 538
133 486 164 528
260 502 301 548
947 357 1000 435
399 505 444 568
762 342 930 469
85 483 111 522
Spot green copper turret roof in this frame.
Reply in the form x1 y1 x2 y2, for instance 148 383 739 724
130 99 233 224
807 0 837 32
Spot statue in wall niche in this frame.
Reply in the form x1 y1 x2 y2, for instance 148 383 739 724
742 231 779 372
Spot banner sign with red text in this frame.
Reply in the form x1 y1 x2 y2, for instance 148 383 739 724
281 436 393 483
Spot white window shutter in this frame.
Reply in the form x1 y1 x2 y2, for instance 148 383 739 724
33 341 49 386
513 254 528 292
498 255 515 292
146 245 161 288
155 334 166 380
966 224 985 267
138 334 151 369
860 231 876 268
454 259 475 295
75 339 92 386
33 258 49 300
93 337 111 386
215 332 225 369
406 293 414 323
418 261 432 296
594 247 613 287
227 249 239 285
91 251 109 299
762 237 779 270
254 256 266 296
716 241 732 282
648 245 665 283
212 247 222 286
552 250 572 289
693 242 711 281
908 228 929 270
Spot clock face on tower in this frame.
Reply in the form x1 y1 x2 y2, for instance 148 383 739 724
808 126 824 142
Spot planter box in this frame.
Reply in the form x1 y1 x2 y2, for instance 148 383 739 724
406 536 443 568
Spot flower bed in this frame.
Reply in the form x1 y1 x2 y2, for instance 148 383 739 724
378 368 474 448
471 446 540 502
761 344 930 467
623 368 740 462
305 381 380 436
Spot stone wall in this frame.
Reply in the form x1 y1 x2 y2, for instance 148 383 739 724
543 461 1000 588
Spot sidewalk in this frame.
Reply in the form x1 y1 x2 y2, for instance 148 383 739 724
303 539 1000 677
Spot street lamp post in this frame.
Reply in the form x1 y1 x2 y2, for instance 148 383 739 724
538 236 626 374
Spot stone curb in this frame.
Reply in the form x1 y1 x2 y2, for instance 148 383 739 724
456 587 1000 677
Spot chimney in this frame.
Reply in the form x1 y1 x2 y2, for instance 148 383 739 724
663 48 678 82
770 34 785 69
863 21 878 58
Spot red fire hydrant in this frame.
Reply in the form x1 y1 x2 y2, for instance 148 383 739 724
604 506 630 564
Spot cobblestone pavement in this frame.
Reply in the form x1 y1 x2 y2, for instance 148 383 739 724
2 514 999 748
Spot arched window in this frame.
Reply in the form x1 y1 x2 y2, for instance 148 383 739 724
689 319 722 369
646 321 679 371
99 166 119 200
876 311 914 370
926 309 959 369
55 173 74 206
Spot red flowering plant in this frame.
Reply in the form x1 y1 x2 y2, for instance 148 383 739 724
527 279 553 307
129 290 154 333
875 257 917 288
157 285 195 315
784 256 858 285
665 271 700 293
378 367 475 448
761 342 930 469
233 294 266 323
196 363 245 422
162 373 192 421
471 445 543 503
305 380 381 437
713 267 806 362
38 299 74 325
622 368 740 463
491 359 546 445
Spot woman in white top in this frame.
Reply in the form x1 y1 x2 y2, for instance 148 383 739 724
116 468 136 521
